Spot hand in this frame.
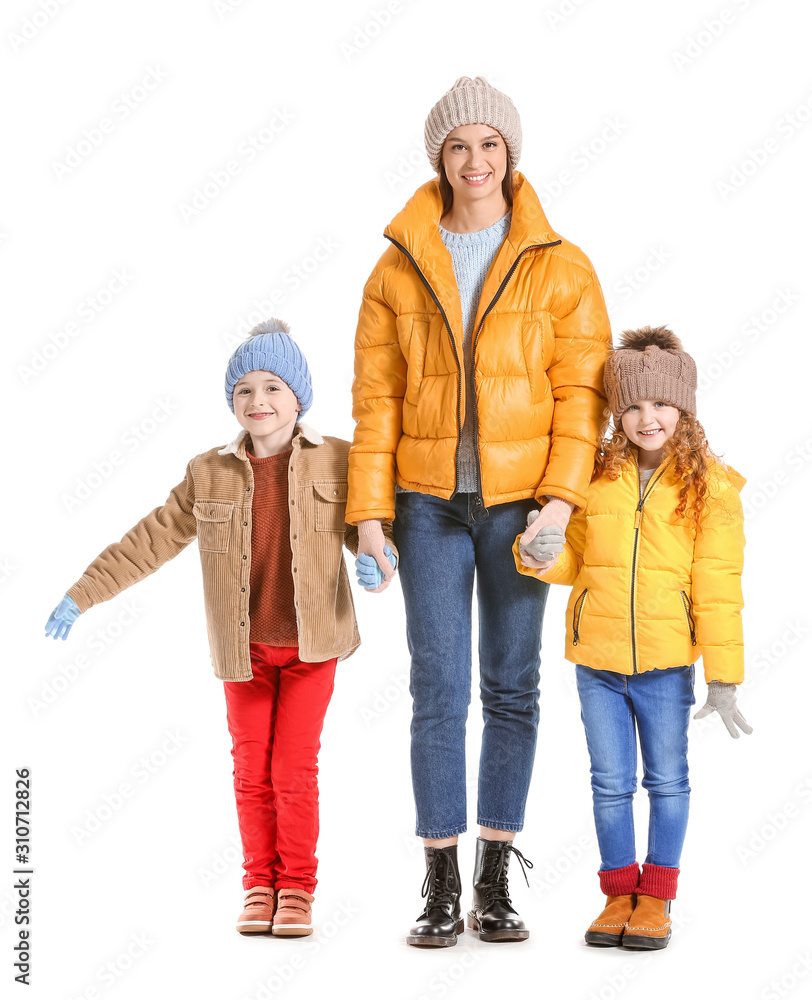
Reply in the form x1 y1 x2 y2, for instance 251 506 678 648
519 510 566 564
355 546 397 590
519 498 573 570
45 595 81 640
356 519 397 593
693 680 753 739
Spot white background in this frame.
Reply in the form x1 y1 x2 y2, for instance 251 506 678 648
2 1 811 998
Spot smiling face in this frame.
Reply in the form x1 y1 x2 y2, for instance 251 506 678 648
232 370 301 456
441 123 508 205
620 399 681 469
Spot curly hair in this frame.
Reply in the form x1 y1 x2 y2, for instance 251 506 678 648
593 409 720 528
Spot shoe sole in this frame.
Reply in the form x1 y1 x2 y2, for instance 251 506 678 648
272 925 314 937
622 930 671 950
406 919 464 947
467 912 529 942
584 930 623 947
236 922 273 934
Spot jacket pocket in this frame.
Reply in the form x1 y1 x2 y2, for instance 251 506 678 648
521 314 554 405
680 590 697 646
193 501 233 553
313 481 348 532
572 588 588 646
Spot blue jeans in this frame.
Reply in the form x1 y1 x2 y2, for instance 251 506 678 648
575 664 695 871
394 492 549 838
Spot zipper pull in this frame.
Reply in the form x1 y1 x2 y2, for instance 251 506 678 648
634 508 641 529
572 630 579 646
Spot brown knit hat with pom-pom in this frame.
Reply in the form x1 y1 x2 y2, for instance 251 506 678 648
604 326 697 420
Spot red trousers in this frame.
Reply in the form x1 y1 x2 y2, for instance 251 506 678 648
223 643 337 893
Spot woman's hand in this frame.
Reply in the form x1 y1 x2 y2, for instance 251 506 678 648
518 498 572 570
355 520 397 593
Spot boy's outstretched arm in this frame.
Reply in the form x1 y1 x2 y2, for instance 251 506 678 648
45 463 198 637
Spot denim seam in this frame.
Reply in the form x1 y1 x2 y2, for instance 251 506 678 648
476 819 523 833
416 824 467 839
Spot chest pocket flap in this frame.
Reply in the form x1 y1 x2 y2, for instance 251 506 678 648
193 501 234 552
313 481 348 531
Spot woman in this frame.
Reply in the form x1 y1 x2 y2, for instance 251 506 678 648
347 77 612 947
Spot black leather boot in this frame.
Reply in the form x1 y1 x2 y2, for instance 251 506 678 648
467 837 534 942
406 845 463 947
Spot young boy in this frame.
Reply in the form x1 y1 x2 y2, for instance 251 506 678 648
45 318 396 936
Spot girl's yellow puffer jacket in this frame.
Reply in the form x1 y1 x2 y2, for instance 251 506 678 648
514 454 746 683
346 172 612 524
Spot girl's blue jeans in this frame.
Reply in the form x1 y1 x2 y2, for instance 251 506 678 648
394 491 549 839
575 663 695 870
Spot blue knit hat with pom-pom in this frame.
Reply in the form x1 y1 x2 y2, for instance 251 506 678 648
225 318 313 417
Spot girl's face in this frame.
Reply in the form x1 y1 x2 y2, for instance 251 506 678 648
621 400 680 461
233 370 300 451
441 124 508 204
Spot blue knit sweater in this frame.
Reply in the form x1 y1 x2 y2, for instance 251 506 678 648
439 212 511 491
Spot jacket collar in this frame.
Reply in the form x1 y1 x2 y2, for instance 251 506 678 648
218 421 324 460
383 172 562 339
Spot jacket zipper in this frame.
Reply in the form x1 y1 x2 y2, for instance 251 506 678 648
629 456 670 673
385 234 562 519
572 588 588 645
680 590 697 646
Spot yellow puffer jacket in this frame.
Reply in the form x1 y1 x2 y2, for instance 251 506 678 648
514 455 746 683
346 172 611 524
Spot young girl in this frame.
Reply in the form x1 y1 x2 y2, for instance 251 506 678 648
44 319 395 937
514 326 751 950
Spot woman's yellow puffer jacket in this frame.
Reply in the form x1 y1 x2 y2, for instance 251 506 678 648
346 172 612 524
514 454 746 683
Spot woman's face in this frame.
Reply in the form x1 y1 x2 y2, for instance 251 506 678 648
441 123 508 204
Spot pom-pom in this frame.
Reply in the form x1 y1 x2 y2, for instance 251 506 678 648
618 325 683 353
245 317 291 340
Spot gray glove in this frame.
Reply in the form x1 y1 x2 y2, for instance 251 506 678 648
693 681 753 739
518 509 566 563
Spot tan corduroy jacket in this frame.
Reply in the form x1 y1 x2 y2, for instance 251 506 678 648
68 423 390 680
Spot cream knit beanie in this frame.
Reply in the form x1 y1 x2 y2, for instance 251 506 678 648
604 326 697 420
424 76 522 173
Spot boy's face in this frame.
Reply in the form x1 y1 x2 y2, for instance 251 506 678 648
232 370 301 450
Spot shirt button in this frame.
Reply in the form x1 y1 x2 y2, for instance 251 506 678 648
240 587 246 593
292 534 297 540
333 490 338 496
243 521 248 526
290 499 295 506
240 622 245 627
243 555 247 560
246 487 251 493
293 567 297 573
209 509 215 515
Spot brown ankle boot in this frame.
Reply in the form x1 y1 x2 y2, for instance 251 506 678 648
622 864 678 950
236 886 275 934
585 863 639 946
272 888 314 937
585 894 636 946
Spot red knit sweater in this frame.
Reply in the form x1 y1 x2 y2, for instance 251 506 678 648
246 449 298 646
